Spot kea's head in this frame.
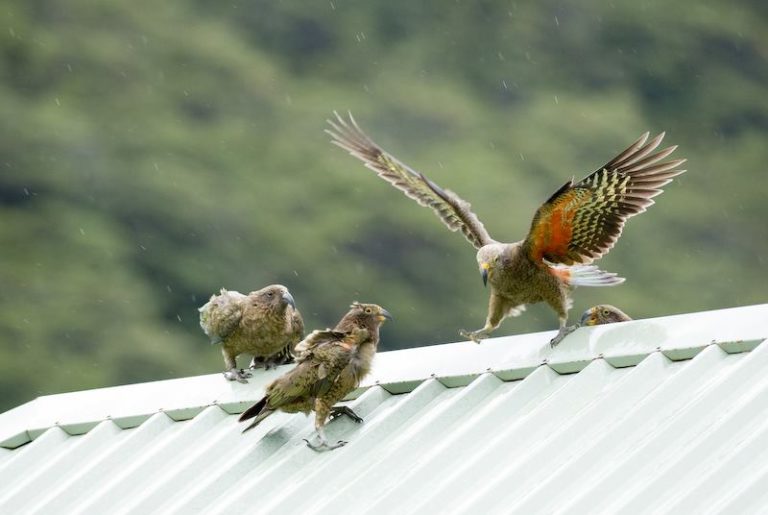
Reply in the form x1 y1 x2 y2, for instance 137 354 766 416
248 284 296 312
580 304 631 326
340 302 392 333
475 243 507 287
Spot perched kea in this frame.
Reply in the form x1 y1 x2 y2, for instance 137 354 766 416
327 112 685 347
199 284 304 382
580 304 633 326
239 302 392 452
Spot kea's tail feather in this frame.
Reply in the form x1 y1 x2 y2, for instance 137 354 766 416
239 396 268 424
548 262 625 287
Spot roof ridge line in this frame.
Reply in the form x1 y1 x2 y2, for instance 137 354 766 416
0 303 766 449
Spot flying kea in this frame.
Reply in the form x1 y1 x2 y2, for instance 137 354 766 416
199 284 304 382
580 304 633 326
327 112 685 346
239 302 391 451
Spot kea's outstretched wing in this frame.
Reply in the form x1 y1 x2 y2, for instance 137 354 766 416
523 132 686 266
327 111 496 250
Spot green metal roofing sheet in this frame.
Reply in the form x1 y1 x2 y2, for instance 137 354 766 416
0 303 766 514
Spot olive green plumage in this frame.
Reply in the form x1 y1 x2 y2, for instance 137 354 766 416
198 284 304 383
327 112 685 347
580 304 633 326
238 302 392 451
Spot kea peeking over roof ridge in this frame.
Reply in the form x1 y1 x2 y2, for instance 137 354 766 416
239 302 392 452
327 112 685 347
199 284 304 382
580 304 633 326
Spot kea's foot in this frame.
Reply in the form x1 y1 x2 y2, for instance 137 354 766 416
330 406 363 424
460 328 489 344
303 433 347 452
223 368 252 383
549 324 579 348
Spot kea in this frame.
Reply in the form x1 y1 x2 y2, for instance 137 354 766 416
327 112 685 347
198 284 304 383
238 302 392 452
580 304 633 326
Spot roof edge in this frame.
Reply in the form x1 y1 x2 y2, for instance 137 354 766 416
1 303 766 449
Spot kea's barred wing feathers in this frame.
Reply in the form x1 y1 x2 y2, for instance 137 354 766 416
524 132 686 266
294 329 347 361
326 111 496 250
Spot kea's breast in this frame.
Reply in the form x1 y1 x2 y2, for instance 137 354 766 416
493 259 562 301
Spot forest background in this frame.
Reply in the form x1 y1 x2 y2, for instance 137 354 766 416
1 0 766 410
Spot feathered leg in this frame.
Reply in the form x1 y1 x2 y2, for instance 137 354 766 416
547 294 578 348
304 400 347 452
460 292 506 343
222 348 251 383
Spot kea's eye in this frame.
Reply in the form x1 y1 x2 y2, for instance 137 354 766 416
602 309 610 316
267 292 274 297
364 307 373 314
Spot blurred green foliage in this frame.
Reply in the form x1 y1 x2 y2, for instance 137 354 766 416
1 0 766 410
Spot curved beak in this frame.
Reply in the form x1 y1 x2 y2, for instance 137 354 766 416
378 308 393 322
480 262 490 287
282 291 296 309
580 309 595 326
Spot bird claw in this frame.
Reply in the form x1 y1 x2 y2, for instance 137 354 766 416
303 437 347 452
549 324 579 348
223 368 252 383
459 329 485 344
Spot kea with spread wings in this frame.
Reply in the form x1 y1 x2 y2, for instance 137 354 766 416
239 302 391 451
327 113 685 346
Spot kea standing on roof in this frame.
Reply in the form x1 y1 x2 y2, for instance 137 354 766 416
239 302 391 451
327 112 685 347
199 285 304 383
580 304 633 326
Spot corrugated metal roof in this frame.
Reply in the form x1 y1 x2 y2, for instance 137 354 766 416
0 303 767 514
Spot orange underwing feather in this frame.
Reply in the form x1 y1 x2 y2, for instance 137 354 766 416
523 132 686 266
